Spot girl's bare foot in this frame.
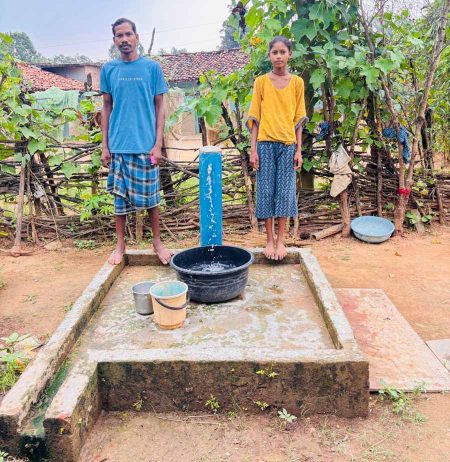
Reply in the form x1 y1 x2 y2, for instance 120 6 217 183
153 239 173 265
275 241 287 261
108 245 125 265
264 241 276 259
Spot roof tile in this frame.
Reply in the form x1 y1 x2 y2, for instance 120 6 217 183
18 63 85 92
153 48 249 83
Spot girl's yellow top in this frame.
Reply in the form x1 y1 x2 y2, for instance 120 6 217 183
246 73 307 145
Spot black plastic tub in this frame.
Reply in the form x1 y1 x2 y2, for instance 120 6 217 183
170 245 254 303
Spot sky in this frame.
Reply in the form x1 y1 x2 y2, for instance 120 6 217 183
0 0 231 60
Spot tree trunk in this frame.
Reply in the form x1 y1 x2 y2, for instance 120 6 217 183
377 149 383 216
10 160 26 256
422 108 433 170
339 190 351 237
198 116 208 146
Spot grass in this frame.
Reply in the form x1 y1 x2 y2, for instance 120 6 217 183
379 381 427 424
73 239 99 250
0 333 31 394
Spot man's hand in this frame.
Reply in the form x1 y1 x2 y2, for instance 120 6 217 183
150 145 162 165
294 151 303 170
250 149 259 170
101 147 111 168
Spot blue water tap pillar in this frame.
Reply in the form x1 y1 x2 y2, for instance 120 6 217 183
199 146 222 246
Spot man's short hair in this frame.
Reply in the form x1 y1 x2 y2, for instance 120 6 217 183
112 18 137 36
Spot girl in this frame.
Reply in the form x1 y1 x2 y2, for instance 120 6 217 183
247 36 307 260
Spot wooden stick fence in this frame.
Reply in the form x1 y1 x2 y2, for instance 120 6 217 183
0 143 449 244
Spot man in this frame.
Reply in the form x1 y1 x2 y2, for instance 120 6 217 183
101 18 172 265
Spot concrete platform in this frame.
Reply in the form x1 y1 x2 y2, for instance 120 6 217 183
426 339 450 371
336 289 450 392
0 249 369 462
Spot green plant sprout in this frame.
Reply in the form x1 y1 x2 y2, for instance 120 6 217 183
278 408 297 424
0 332 32 392
205 395 220 413
255 364 279 379
379 380 427 423
132 398 143 412
254 400 269 411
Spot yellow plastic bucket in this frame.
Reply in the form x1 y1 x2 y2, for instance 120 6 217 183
149 281 189 330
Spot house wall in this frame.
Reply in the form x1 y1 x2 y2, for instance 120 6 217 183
165 83 201 162
84 65 101 90
41 65 101 90
164 82 224 162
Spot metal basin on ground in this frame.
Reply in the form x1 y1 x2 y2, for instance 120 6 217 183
351 216 395 243
170 245 254 303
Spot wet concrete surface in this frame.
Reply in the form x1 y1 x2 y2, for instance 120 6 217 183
81 264 334 353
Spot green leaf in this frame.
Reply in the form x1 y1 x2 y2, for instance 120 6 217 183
60 162 80 179
1 164 16 174
91 152 101 168
246 7 263 28
408 36 423 46
351 103 362 115
48 154 63 167
360 67 380 90
309 69 325 90
302 158 313 172
10 67 21 78
80 100 95 113
338 57 356 70
334 78 354 99
311 112 322 122
374 57 396 74
321 9 334 29
213 87 228 102
274 0 287 13
0 32 13 44
28 139 46 155
291 19 316 41
308 3 324 21
19 127 38 139
291 43 308 59
266 18 281 31
204 105 222 126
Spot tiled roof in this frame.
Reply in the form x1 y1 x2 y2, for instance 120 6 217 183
18 63 85 92
36 62 102 68
154 48 249 83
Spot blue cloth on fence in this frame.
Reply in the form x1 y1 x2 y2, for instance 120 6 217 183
382 127 411 163
107 153 160 215
316 121 329 141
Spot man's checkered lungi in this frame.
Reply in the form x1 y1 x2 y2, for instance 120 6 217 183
256 141 298 219
107 153 160 215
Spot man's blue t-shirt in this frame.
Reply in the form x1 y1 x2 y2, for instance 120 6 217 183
100 57 168 154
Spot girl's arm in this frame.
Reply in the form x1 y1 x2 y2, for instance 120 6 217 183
246 78 262 170
250 123 259 170
294 126 303 170
294 77 307 170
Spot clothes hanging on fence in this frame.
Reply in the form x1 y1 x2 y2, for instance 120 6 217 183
32 87 80 142
382 126 411 163
328 144 352 197
316 121 329 141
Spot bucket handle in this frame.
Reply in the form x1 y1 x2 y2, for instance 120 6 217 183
154 292 190 311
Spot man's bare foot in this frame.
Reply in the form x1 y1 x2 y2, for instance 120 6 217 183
153 240 173 265
264 241 276 260
108 245 125 265
275 241 287 261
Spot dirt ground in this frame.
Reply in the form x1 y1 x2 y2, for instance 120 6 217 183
1 225 449 461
